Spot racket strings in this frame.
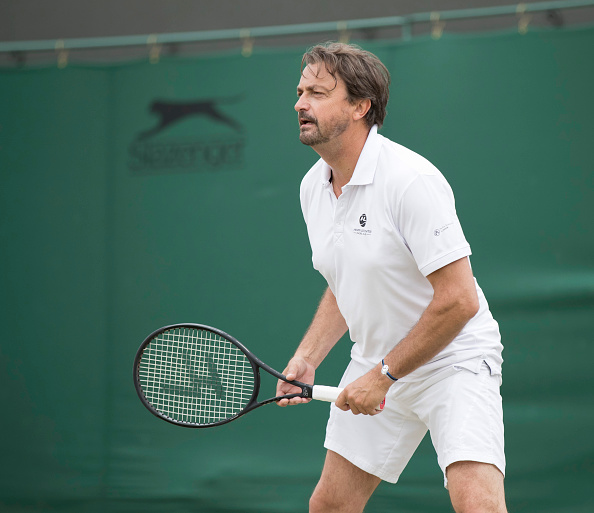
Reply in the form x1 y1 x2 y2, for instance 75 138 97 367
138 327 255 425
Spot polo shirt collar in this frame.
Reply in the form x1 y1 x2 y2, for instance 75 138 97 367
348 125 381 186
321 162 332 185
320 125 381 187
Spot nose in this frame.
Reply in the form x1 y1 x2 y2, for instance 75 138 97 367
294 95 308 112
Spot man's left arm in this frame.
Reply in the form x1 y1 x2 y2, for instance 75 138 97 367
335 256 479 415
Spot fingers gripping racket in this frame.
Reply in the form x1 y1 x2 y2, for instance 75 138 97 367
133 323 344 428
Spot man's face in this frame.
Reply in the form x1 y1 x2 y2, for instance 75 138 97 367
295 63 353 147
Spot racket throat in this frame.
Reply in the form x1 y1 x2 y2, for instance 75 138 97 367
293 380 313 399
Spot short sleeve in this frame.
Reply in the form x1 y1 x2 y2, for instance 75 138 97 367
397 174 471 276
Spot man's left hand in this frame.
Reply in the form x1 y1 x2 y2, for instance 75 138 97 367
335 364 393 415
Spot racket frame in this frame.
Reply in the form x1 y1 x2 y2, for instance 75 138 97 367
133 323 314 428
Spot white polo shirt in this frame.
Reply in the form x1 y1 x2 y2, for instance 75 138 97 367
300 126 503 382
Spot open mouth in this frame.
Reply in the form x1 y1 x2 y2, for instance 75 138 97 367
299 117 316 127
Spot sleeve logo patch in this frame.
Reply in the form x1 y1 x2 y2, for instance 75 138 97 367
434 222 454 236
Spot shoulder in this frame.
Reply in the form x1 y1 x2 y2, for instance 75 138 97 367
376 134 443 186
372 136 457 220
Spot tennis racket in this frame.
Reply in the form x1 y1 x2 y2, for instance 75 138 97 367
133 323 346 428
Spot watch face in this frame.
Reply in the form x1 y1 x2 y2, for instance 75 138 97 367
381 365 389 375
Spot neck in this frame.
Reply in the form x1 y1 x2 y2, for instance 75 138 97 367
313 124 371 189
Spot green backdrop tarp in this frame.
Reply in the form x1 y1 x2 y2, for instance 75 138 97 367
1 25 593 512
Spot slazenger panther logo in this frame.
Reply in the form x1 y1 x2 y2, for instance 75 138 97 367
138 97 243 140
128 95 245 174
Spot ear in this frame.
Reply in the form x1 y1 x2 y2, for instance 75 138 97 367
352 98 372 122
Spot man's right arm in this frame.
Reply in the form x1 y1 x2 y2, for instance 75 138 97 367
276 287 348 406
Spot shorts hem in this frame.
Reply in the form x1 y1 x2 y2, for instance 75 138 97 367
440 451 506 489
324 439 400 484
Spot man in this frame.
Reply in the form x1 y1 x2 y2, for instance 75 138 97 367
276 42 507 513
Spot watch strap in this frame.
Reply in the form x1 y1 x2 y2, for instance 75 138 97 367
381 359 398 381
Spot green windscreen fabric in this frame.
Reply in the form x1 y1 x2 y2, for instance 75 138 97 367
1 26 593 512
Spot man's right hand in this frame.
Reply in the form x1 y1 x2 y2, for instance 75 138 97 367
276 357 316 406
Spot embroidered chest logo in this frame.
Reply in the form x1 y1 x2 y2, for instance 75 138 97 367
354 213 372 236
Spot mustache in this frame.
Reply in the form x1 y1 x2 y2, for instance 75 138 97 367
299 114 317 124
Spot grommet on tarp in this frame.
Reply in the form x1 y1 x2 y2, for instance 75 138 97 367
337 21 351 44
147 34 161 64
430 12 446 40
517 3 532 34
10 51 26 67
55 39 68 68
240 29 254 57
401 22 412 42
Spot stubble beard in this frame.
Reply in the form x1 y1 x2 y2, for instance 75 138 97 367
299 117 350 147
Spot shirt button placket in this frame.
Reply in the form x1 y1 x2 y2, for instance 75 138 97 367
334 190 347 246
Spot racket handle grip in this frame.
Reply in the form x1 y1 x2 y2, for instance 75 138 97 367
311 385 343 403
312 386 386 412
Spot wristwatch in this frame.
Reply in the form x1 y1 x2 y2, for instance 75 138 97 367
381 359 398 381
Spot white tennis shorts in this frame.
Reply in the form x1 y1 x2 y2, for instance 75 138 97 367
324 357 505 488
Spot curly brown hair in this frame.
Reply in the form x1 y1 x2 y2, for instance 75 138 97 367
301 42 391 128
